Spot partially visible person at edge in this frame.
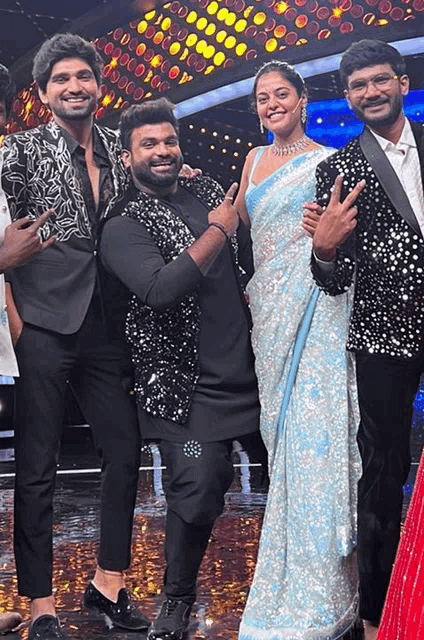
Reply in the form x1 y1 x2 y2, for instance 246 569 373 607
235 59 362 640
0 63 55 635
99 98 265 640
308 39 424 640
1 33 151 640
376 449 424 639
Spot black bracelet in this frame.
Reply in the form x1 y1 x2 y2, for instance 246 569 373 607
209 221 230 239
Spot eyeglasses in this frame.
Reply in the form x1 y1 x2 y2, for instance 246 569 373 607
347 74 399 96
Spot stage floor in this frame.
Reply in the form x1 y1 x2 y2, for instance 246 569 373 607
0 445 268 640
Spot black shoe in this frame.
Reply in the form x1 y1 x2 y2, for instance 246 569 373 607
83 582 150 630
148 599 192 639
28 615 66 640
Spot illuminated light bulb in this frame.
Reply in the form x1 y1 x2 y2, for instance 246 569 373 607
213 52 226 65
274 1 288 14
186 10 198 23
247 141 253 147
145 10 156 20
180 47 189 60
162 17 172 30
265 38 278 51
212 131 218 136
274 24 287 37
205 65 215 74
102 94 113 107
197 17 208 29
186 34 198 46
136 43 147 56
222 148 227 153
231 165 236 169
224 35 237 48
207 1 219 14
217 7 229 20
137 20 148 33
236 138 241 143
196 39 207 53
151 54 163 67
316 117 322 123
224 135 230 140
234 151 239 156
243 6 253 17
204 45 216 58
205 23 217 35
332 7 343 18
169 42 181 54
225 12 237 25
210 145 215 150
253 11 266 24
216 29 228 43
189 124 194 129
153 32 164 45
235 43 247 56
109 57 118 68
200 127 206 133
169 65 180 79
235 18 247 31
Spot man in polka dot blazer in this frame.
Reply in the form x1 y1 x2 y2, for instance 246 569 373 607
310 39 424 640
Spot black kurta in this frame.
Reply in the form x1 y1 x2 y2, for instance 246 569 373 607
100 184 260 443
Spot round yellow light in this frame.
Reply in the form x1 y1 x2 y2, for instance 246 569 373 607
204 45 215 59
186 10 198 23
196 40 207 54
224 35 236 49
217 8 229 21
144 10 156 20
186 33 198 47
161 17 172 30
205 24 216 36
216 29 227 43
265 38 278 52
151 54 163 67
196 17 208 30
225 12 236 26
234 19 247 32
235 43 247 56
137 21 148 34
169 42 181 55
253 11 266 25
207 1 219 14
213 52 226 65
205 65 215 74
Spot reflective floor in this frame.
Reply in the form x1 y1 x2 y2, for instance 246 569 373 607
0 444 267 640
1 380 424 639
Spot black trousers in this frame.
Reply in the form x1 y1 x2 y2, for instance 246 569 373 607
13 308 141 598
355 351 424 623
158 439 235 604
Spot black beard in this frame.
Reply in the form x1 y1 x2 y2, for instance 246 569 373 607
132 155 183 189
353 94 403 129
51 98 96 122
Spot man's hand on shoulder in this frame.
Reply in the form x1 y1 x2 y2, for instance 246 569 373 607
0 209 57 272
313 174 365 261
179 163 202 179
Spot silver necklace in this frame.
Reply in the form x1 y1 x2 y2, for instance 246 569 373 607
271 134 311 156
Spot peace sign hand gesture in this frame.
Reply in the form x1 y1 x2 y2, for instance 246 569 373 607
313 174 366 262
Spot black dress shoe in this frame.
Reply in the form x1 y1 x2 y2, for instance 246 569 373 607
83 582 150 630
28 615 66 640
148 599 192 640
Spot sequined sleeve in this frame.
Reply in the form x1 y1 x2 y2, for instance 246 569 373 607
311 160 356 296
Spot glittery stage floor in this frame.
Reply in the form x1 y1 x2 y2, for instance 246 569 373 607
1 379 424 640
0 442 268 640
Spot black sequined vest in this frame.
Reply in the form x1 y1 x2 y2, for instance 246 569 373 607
123 175 239 424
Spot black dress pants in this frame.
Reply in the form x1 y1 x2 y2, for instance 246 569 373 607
355 351 424 623
158 439 235 604
13 308 141 598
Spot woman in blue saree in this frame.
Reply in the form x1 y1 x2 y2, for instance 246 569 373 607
236 61 361 640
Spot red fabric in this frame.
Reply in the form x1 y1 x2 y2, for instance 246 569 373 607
377 451 424 639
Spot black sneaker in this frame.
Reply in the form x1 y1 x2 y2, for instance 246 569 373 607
148 599 192 639
28 615 66 640
83 582 150 630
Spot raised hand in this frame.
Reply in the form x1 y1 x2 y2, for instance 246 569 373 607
208 182 239 237
0 209 57 271
179 163 202 178
302 202 324 237
313 175 366 261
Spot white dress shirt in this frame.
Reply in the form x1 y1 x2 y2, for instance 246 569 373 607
0 149 19 377
370 118 424 234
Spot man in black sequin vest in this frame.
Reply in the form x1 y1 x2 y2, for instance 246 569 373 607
308 40 424 640
100 99 263 640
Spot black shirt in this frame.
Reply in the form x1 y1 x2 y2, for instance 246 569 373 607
101 184 260 443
